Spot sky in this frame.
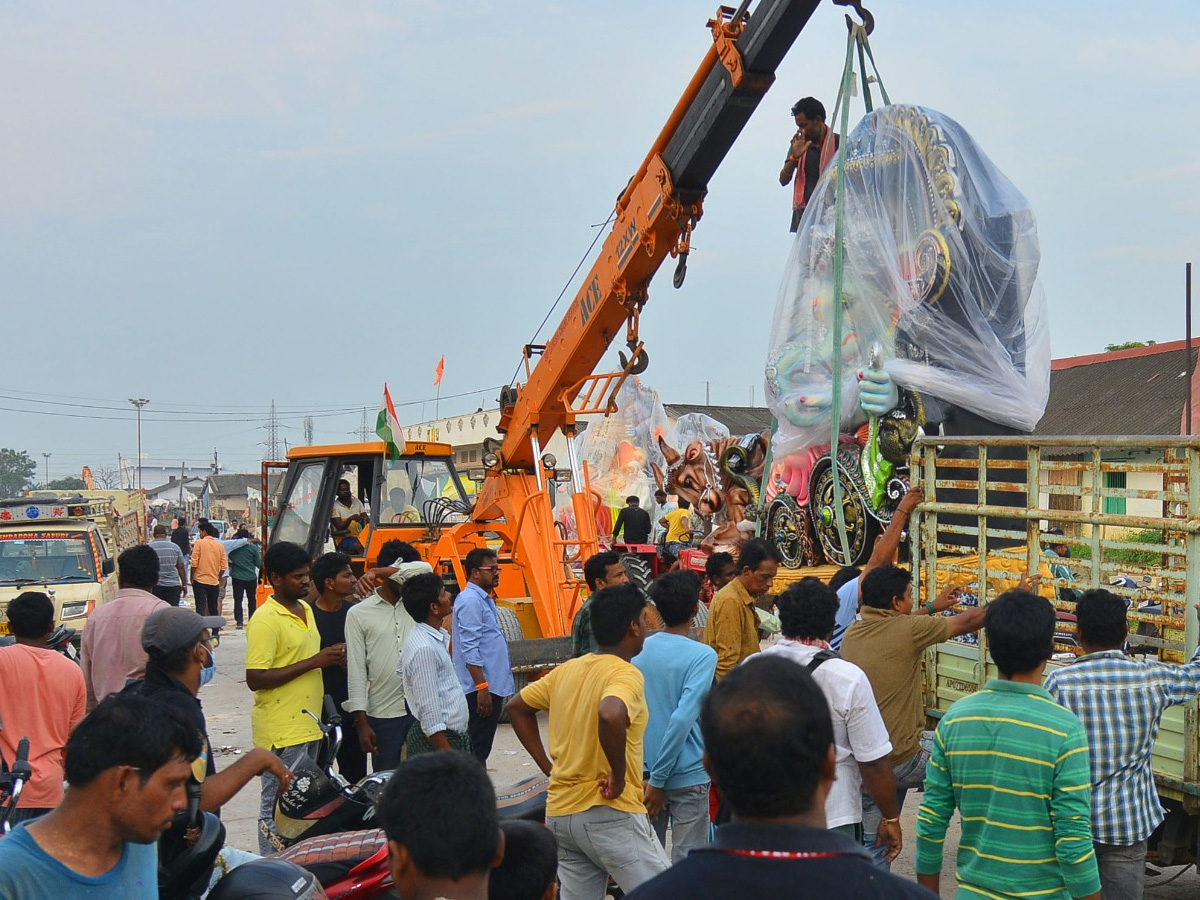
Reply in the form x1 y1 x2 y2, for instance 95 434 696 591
2 1 1198 482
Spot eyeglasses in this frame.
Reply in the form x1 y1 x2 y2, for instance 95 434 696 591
475 566 500 572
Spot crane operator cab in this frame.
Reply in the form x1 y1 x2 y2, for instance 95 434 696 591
263 442 474 591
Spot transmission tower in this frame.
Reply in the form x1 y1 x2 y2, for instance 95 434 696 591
266 400 281 460
303 416 314 445
357 408 370 442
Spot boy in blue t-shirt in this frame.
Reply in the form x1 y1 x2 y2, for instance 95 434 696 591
0 693 201 900
633 570 718 862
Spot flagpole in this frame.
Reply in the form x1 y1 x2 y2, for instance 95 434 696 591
435 382 441 419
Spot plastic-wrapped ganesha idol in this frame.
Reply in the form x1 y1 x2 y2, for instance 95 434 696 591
762 104 1050 567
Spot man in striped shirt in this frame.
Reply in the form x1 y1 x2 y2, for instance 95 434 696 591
1045 590 1200 900
916 589 1101 900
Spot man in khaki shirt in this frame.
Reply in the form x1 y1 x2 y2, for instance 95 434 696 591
702 539 782 681
840 562 985 869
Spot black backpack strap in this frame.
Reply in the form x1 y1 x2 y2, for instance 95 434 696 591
806 649 840 673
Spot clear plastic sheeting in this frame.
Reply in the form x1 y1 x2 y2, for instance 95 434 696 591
765 105 1050 459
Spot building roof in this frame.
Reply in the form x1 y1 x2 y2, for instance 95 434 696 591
663 404 773 435
1035 340 1199 437
206 473 282 497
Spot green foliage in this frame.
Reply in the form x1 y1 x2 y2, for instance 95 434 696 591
42 476 87 490
1104 340 1157 352
1068 529 1163 567
0 448 37 498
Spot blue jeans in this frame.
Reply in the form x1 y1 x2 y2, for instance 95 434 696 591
861 731 934 870
1095 840 1146 900
649 783 712 863
367 714 413 771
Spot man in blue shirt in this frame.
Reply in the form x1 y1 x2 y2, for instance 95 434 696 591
633 570 718 861
452 547 516 763
0 692 202 900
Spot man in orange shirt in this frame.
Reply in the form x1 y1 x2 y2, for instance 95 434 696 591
0 591 86 824
191 520 228 640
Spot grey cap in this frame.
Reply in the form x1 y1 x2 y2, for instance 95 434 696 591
142 606 226 656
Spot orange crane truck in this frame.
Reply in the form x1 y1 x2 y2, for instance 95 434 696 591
261 0 832 674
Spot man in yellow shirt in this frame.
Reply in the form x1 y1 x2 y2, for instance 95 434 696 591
507 584 670 898
659 498 694 558
703 538 782 680
245 541 345 853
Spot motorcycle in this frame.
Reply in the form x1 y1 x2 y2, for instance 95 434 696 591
0 731 32 836
0 624 79 662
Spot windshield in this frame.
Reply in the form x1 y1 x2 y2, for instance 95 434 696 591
379 458 470 525
0 531 99 585
273 461 326 547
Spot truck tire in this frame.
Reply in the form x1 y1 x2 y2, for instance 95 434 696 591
621 554 653 600
496 606 525 643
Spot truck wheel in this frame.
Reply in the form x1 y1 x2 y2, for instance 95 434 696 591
621 554 654 600
495 606 525 643
499 671 530 725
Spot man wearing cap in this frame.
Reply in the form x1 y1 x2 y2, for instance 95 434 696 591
345 540 426 771
129 606 293 812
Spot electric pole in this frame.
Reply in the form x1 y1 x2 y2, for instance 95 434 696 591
265 400 280 460
303 416 314 445
41 452 51 486
357 408 370 442
128 398 149 490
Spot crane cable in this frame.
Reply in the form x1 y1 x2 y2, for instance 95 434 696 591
825 18 891 564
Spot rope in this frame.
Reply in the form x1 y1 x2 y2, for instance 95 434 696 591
825 20 891 564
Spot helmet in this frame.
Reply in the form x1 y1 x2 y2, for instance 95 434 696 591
207 858 328 900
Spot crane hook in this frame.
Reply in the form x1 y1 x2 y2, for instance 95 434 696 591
831 0 874 35
618 342 650 375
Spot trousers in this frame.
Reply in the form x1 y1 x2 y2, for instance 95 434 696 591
861 730 934 870
1095 840 1147 900
649 782 711 863
257 740 321 855
546 804 669 900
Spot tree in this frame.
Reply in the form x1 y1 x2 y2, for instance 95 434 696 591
92 465 120 489
1105 340 1157 352
0 448 37 498
42 476 87 491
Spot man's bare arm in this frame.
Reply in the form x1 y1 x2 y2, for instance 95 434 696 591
506 694 553 776
597 696 630 800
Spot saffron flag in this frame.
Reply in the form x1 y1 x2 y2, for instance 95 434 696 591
434 355 445 386
376 383 406 460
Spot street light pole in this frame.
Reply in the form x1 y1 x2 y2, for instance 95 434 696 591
41 452 51 486
128 398 149 491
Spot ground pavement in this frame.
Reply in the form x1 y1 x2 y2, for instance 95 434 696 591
205 628 1198 899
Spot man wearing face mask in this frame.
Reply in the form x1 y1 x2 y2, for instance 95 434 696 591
127 606 294 813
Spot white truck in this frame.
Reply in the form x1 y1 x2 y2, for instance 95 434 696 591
0 492 146 639
914 435 1199 869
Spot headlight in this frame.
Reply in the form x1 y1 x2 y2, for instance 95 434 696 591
541 452 557 469
61 602 89 619
482 452 500 469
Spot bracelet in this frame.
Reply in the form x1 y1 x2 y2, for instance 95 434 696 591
787 154 800 163
882 816 901 825
475 681 489 691
925 601 937 616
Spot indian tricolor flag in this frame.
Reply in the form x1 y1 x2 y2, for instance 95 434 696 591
376 383 406 460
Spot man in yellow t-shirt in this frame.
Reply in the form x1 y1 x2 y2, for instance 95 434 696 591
660 498 694 557
507 584 670 897
244 541 345 854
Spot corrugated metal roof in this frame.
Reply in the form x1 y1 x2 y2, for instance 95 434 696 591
664 404 773 435
1034 345 1198 437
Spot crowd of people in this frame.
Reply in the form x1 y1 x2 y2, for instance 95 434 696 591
3 490 1200 900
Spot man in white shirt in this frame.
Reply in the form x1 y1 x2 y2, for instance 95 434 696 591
345 542 427 770
331 478 368 553
399 571 471 754
757 576 902 862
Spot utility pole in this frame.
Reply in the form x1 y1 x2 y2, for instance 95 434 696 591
179 462 186 507
41 452 51 485
128 398 149 491
211 448 220 475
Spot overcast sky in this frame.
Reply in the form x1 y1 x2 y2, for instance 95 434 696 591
3 1 1197 481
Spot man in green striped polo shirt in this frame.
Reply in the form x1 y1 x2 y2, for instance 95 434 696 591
915 589 1101 900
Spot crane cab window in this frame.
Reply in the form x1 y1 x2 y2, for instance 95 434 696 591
379 458 470 525
273 461 326 549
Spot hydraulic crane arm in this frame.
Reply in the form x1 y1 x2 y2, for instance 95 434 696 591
493 0 823 471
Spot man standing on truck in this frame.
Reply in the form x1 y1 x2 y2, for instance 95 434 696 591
704 538 783 681
1045 590 1200 900
612 496 652 546
451 548 515 764
840 562 984 868
81 544 168 710
916 590 1101 900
